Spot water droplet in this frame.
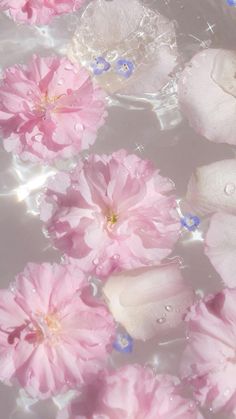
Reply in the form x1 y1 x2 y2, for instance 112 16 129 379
224 388 230 397
188 402 195 411
165 305 173 312
65 63 73 71
32 288 36 293
224 183 235 196
93 258 99 266
157 316 166 324
112 254 120 260
10 284 16 293
57 79 64 86
74 123 83 132
34 134 43 142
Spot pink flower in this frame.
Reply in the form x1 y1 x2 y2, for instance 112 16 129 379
103 263 194 340
181 288 236 415
178 49 236 145
69 0 179 96
0 263 115 399
57 365 204 419
0 0 86 25
40 150 180 278
185 159 236 216
0 55 106 163
205 212 236 288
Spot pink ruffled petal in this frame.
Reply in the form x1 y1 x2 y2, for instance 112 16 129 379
57 365 203 419
205 212 236 287
181 289 236 414
103 263 194 340
0 0 86 25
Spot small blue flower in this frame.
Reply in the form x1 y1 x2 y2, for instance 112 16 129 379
227 0 236 5
91 57 111 76
116 59 134 78
113 332 133 353
181 214 201 232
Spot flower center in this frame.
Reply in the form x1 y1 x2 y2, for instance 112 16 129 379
37 313 61 340
36 93 64 114
107 212 118 225
7 312 61 346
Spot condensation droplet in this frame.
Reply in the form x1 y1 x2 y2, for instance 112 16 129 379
34 134 43 142
165 305 173 312
93 258 99 266
112 254 120 260
10 284 16 293
224 183 235 196
224 388 230 397
74 123 83 132
188 402 195 411
65 63 73 71
57 79 64 86
157 316 166 324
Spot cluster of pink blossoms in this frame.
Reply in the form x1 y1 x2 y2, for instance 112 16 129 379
0 0 86 25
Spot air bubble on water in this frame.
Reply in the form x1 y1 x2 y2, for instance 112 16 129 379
224 388 230 397
74 122 83 132
34 134 43 142
224 183 235 196
157 316 166 324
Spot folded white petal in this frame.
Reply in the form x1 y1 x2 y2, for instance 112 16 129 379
103 264 194 341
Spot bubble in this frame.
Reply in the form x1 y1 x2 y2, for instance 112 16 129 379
34 134 43 142
224 183 235 196
65 63 74 71
224 388 230 397
156 316 166 324
10 284 16 293
165 305 173 312
74 122 83 132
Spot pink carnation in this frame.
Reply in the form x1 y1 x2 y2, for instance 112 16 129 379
0 55 106 163
178 49 236 145
205 212 236 287
57 365 204 419
181 289 236 415
0 263 115 399
40 150 180 278
0 0 86 25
